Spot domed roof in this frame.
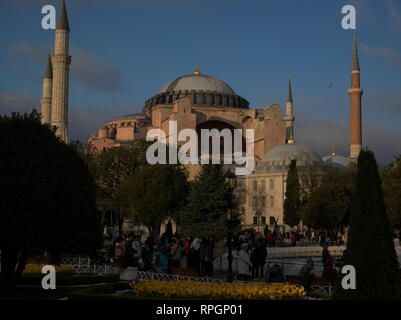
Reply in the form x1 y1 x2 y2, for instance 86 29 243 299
256 143 323 174
159 73 236 95
322 154 350 168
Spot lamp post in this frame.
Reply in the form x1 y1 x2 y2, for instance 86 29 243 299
224 170 237 283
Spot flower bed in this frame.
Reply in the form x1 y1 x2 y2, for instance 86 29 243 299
22 264 76 274
129 280 306 300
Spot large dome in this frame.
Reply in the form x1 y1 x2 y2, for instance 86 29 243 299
256 143 323 174
159 74 236 95
143 68 249 111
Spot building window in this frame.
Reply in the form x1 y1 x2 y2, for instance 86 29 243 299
270 179 274 190
261 216 266 225
253 216 258 225
253 180 257 191
270 196 274 207
270 217 276 225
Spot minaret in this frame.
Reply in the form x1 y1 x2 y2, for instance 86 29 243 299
348 32 363 160
285 73 295 144
51 0 71 143
40 52 53 124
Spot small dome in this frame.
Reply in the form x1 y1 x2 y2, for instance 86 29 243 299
159 74 236 95
256 143 323 174
322 154 350 168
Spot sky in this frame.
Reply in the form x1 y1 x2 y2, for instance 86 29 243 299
0 0 400 164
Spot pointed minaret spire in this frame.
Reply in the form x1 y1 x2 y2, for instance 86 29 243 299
348 32 363 160
285 73 295 144
51 0 71 143
57 0 70 31
287 73 293 103
352 32 360 71
44 51 53 79
332 144 336 156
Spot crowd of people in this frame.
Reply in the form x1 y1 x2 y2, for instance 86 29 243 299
104 228 346 286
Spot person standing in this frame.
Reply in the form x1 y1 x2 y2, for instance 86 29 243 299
170 238 182 268
237 243 252 281
153 244 168 273
290 232 297 247
299 259 315 292
190 238 201 276
251 241 267 279
200 238 214 277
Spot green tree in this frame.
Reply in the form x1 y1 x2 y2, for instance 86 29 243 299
334 150 401 300
301 183 351 231
120 164 188 238
90 142 150 235
301 166 354 231
382 155 401 226
283 160 301 227
0 111 101 289
180 164 239 238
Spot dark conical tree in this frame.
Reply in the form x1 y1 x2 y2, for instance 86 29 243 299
334 150 401 300
284 160 301 227
180 164 238 238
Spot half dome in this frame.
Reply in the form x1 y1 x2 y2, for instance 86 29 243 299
256 144 323 174
322 154 350 168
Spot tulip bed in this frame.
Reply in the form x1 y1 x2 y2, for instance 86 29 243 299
22 264 76 274
129 280 306 300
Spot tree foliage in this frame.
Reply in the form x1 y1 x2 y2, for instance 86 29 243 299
179 164 239 238
0 110 101 288
89 141 150 234
382 155 401 226
120 164 189 237
301 165 354 230
334 150 401 300
283 160 301 227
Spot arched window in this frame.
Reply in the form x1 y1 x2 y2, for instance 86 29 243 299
270 179 274 190
270 196 274 208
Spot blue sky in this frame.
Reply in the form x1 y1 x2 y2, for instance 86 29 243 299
0 0 400 163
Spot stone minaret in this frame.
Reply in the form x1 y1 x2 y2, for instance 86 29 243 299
285 74 295 144
348 33 363 160
51 0 71 143
40 52 53 124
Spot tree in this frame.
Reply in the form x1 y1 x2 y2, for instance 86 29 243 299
0 111 101 289
180 164 239 238
301 183 351 231
283 160 301 228
334 150 401 300
90 141 150 235
120 164 188 238
301 166 354 231
382 155 401 226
